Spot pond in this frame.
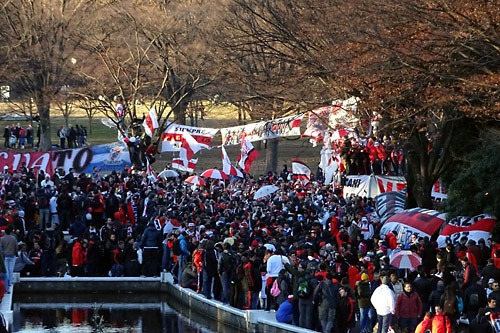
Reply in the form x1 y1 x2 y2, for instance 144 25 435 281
12 293 215 333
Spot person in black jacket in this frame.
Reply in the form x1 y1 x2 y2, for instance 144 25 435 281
3 126 10 148
202 239 218 300
313 272 340 333
139 221 162 277
464 276 488 321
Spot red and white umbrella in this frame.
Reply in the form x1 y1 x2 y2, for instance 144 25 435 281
200 169 229 180
184 175 206 186
390 250 422 271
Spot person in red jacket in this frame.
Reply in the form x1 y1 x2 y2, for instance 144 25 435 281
432 305 451 333
415 312 433 333
71 238 84 277
395 282 423 333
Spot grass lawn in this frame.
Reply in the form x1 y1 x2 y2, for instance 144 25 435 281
0 103 322 175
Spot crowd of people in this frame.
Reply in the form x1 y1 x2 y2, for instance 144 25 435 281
2 123 88 150
334 135 405 176
0 156 499 333
3 123 37 149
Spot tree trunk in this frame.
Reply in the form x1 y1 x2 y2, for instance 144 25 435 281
265 138 279 174
405 131 436 209
64 114 69 128
173 99 187 125
36 97 52 152
88 116 93 135
406 157 434 209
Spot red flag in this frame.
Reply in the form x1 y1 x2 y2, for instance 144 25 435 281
180 132 202 164
143 105 159 137
238 136 259 174
222 146 243 178
172 158 198 173
146 159 158 183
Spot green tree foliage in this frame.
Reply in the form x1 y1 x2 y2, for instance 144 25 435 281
441 130 500 219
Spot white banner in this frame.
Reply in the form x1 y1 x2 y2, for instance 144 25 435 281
437 214 496 248
161 123 219 152
220 114 304 145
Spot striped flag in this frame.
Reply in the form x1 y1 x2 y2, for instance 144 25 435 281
238 136 259 174
222 146 243 178
172 158 198 173
146 159 158 183
143 105 159 137
291 158 311 183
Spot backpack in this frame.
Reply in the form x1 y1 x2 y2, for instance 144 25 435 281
223 252 236 274
271 279 281 297
44 232 57 251
172 239 181 256
297 277 312 298
469 292 479 307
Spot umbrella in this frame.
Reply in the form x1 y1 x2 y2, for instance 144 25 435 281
158 169 179 179
254 185 279 200
200 169 229 180
184 175 206 186
390 250 422 271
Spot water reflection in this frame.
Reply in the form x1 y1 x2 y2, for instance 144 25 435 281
13 294 214 333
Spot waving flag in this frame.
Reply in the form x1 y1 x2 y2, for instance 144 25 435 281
238 137 259 174
222 146 243 178
172 158 198 173
291 158 311 183
143 105 159 137
180 131 202 164
146 159 158 183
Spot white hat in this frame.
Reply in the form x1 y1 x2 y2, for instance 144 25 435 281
489 278 496 284
223 237 234 246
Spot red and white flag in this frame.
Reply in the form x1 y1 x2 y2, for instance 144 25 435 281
172 158 198 173
238 136 259 174
222 146 243 178
143 105 159 137
291 158 311 183
146 159 159 183
179 131 202 164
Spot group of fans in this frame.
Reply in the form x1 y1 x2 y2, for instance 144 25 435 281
0 153 498 333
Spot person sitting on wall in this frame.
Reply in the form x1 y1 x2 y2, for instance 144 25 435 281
276 294 294 324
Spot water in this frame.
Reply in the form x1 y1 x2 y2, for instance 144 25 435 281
12 293 215 333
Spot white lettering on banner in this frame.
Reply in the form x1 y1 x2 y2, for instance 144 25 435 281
12 154 22 170
30 153 51 172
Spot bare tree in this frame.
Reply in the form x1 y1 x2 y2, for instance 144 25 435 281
0 0 104 151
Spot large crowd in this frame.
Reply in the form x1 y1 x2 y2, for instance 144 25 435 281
0 147 497 333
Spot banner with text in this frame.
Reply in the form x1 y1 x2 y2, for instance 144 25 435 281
437 214 496 248
381 208 446 246
52 143 130 174
0 151 52 174
161 122 219 152
220 114 304 145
